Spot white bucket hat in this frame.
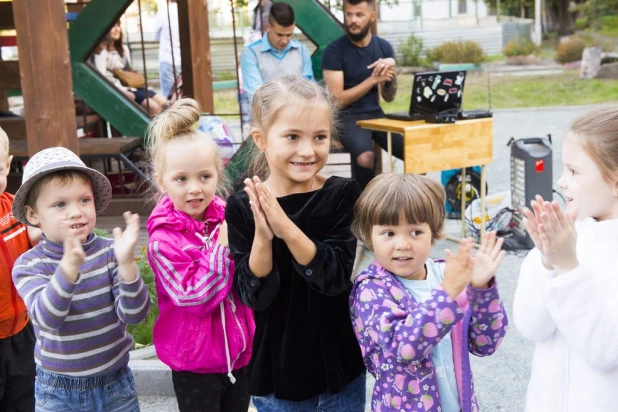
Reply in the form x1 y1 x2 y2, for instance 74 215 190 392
12 147 112 226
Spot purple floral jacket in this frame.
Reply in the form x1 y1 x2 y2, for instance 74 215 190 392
350 259 508 412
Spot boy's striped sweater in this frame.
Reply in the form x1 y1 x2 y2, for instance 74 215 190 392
12 233 150 377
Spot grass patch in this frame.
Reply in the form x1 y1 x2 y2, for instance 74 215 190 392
214 89 242 115
598 15 618 38
126 246 159 347
486 54 506 62
380 70 618 112
212 70 618 116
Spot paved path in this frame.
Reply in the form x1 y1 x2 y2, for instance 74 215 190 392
137 104 614 411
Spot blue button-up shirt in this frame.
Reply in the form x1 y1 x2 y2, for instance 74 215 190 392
241 32 314 103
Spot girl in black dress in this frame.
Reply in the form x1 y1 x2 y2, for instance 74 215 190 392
225 75 366 411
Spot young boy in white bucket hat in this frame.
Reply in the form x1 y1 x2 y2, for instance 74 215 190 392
11 147 150 411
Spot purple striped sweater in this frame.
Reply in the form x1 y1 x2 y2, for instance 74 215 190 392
12 233 151 377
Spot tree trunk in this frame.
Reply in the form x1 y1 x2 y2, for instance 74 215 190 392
556 0 574 35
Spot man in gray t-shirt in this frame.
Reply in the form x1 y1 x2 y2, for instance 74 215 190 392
322 0 403 190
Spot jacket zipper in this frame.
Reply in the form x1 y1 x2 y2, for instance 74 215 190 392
228 294 247 370
461 309 472 412
0 236 20 336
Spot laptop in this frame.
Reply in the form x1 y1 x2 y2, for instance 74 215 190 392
386 70 492 121
386 70 466 121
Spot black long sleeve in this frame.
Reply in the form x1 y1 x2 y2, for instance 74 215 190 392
224 176 366 401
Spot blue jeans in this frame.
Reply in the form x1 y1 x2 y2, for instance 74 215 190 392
35 365 140 412
252 372 366 412
160 62 181 99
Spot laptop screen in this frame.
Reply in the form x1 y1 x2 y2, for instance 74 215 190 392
408 71 466 116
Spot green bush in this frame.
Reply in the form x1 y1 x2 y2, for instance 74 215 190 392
397 33 424 67
126 246 159 347
425 40 486 65
554 35 586 64
599 15 618 29
502 38 541 56
574 17 589 30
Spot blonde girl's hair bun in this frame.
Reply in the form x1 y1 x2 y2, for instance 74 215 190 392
148 98 201 143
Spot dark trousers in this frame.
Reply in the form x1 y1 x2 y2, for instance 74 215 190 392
172 367 250 412
341 109 404 190
0 321 36 412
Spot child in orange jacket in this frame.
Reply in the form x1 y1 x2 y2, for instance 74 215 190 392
0 126 40 411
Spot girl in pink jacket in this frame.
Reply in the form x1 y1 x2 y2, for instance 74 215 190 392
146 98 255 412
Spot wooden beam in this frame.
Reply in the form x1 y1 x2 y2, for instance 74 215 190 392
0 117 26 140
0 90 8 112
11 0 78 154
177 0 214 113
0 61 21 89
0 2 15 31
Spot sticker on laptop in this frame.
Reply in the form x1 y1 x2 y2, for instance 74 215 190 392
432 75 442 89
449 87 458 94
437 89 446 96
423 86 433 98
444 78 453 86
455 73 465 86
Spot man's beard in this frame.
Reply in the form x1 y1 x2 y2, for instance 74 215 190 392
345 22 371 42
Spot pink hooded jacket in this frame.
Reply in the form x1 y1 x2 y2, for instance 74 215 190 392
147 195 255 378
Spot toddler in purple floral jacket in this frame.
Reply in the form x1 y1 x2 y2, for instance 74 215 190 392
350 173 508 412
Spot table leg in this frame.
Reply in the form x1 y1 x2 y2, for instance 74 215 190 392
387 131 392 172
460 167 466 238
480 165 486 241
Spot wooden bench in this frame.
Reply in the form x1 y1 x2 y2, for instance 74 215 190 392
0 114 104 140
10 137 148 184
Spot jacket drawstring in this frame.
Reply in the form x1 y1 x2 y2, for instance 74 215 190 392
219 302 237 384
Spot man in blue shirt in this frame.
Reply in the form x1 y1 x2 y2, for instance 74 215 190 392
322 0 404 190
241 2 314 105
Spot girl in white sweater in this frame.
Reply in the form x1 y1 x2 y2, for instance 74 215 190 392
514 106 618 411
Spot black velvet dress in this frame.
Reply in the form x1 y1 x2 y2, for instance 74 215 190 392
226 176 366 401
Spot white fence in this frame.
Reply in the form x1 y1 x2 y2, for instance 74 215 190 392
128 19 533 77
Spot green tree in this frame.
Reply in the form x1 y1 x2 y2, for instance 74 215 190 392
485 0 576 35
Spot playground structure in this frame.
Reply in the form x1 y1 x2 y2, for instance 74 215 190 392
0 0 348 211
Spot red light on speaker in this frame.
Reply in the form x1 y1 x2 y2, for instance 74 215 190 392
535 160 544 172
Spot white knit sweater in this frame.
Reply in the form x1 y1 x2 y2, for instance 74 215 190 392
514 217 618 412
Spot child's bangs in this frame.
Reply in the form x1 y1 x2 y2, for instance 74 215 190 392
369 186 431 228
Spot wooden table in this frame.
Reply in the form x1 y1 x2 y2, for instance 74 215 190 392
356 117 493 241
